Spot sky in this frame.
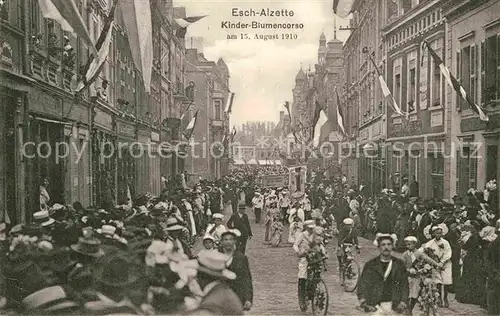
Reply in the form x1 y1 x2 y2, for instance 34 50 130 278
173 0 350 128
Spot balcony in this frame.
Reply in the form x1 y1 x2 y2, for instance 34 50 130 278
173 83 194 106
210 118 224 129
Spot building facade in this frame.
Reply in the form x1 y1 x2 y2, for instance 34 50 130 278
444 0 500 203
0 0 193 223
341 0 389 194
185 49 232 180
383 0 448 199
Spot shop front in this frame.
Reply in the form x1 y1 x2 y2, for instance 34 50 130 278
116 119 136 204
91 108 116 208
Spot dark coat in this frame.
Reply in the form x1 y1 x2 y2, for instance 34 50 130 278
357 256 409 309
227 213 252 238
225 252 253 304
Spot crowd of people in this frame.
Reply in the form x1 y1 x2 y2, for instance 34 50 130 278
1 163 500 315
0 172 259 315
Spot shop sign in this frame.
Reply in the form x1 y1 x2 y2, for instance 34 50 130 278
117 121 135 136
259 175 287 188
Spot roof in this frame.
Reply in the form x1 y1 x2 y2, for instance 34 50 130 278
295 68 306 81
233 159 245 165
247 159 258 165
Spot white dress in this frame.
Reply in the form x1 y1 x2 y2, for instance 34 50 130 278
423 238 453 285
293 231 314 278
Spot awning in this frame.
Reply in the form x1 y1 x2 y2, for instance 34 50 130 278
257 160 267 165
247 159 257 165
33 116 72 126
274 160 282 165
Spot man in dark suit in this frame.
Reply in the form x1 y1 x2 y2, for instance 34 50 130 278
357 234 409 314
227 203 252 254
220 230 253 311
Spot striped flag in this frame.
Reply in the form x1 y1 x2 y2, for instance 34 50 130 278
333 0 356 18
175 16 207 38
313 107 328 148
119 0 153 93
75 22 114 92
183 110 199 140
38 0 97 55
367 54 405 116
423 40 489 122
224 92 235 113
335 89 346 136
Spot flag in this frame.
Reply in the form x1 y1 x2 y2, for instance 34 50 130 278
313 108 328 148
175 16 207 38
119 0 153 93
423 40 489 122
335 89 346 136
230 126 237 142
75 22 114 92
183 110 198 140
366 54 405 116
333 0 356 18
224 92 235 113
38 0 97 55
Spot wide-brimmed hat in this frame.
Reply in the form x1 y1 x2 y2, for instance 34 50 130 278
95 253 139 287
164 217 184 231
196 251 236 280
22 285 79 313
70 237 105 258
343 218 354 225
424 223 449 239
304 220 315 228
221 229 241 239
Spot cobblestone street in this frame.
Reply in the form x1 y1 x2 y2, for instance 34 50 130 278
220 205 487 316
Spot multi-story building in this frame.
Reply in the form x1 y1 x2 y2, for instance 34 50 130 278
341 0 388 194
443 0 500 204
0 0 193 223
185 48 232 180
383 0 447 198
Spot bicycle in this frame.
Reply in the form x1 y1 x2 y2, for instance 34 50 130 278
298 254 329 316
338 243 361 292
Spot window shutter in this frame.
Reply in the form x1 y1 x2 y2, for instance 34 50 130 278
456 49 461 110
469 147 477 190
456 149 462 194
481 40 486 105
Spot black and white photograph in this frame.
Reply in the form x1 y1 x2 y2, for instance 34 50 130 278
0 0 500 315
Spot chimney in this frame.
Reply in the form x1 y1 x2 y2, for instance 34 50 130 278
187 36 204 51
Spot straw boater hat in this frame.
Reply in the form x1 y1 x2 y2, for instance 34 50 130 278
70 237 105 258
202 235 215 242
343 218 354 225
96 225 116 238
212 213 224 220
373 233 398 246
33 210 55 227
21 285 79 314
404 236 418 243
196 251 236 280
164 217 184 231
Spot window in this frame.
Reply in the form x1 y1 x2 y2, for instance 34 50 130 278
456 146 478 195
470 44 478 104
429 152 444 199
161 41 170 77
407 50 417 112
393 57 403 109
431 39 443 106
483 35 498 104
214 100 222 120
486 145 498 182
402 0 412 14
0 0 9 21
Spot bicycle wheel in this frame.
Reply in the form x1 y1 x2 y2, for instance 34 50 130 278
311 279 329 316
342 260 360 292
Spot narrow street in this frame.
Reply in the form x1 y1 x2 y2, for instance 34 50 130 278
221 205 486 316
